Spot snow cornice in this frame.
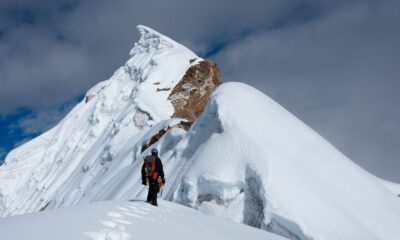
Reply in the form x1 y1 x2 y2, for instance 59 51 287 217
130 25 181 56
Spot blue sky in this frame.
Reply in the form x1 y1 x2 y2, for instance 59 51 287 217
0 98 80 164
0 0 399 181
0 109 35 150
0 112 30 163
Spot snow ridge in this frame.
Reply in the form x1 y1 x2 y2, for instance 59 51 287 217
0 200 286 240
0 25 198 217
1 24 400 240
130 25 178 56
171 82 400 240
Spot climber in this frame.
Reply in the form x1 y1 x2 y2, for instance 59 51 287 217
141 148 165 206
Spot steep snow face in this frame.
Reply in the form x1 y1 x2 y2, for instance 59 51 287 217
1 23 399 240
0 25 199 216
0 200 287 240
172 82 400 240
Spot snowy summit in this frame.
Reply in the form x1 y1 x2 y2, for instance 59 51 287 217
1 25 400 240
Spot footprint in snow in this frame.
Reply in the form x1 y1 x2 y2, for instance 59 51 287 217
121 211 144 219
117 206 129 211
113 218 132 225
132 209 149 215
84 230 130 240
107 211 124 218
100 220 126 231
84 208 133 240
127 204 151 213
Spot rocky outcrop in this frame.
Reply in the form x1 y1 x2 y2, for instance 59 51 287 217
85 95 95 103
141 60 220 153
168 60 221 122
141 120 192 153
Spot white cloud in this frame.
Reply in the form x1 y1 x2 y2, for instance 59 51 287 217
0 0 337 113
0 0 399 181
8 101 77 136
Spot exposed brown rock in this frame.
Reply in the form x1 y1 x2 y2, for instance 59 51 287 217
178 121 193 131
157 88 171 92
168 60 221 122
189 58 197 64
141 121 192 153
39 201 51 212
142 60 220 153
85 95 95 103
141 128 167 153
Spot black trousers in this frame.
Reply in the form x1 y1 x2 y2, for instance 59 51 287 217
146 178 159 205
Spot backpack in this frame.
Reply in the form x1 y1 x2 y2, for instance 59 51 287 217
144 155 158 179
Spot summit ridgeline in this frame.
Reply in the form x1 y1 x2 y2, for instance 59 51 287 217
1 25 400 240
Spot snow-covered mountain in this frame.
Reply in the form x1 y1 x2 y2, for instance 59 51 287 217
0 25 219 216
0 200 286 240
1 25 400 240
171 82 400 240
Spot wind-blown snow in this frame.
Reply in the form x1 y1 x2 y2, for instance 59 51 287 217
171 82 400 240
0 25 199 216
0 200 286 240
1 25 400 240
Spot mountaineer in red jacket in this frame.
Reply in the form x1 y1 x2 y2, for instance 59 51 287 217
141 148 165 206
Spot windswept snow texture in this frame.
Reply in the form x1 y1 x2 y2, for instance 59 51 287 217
172 82 400 240
0 25 200 216
1 24 400 240
0 200 287 240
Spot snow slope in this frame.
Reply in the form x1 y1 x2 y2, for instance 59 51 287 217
0 200 287 240
0 25 200 216
378 178 400 196
170 82 400 240
1 25 400 240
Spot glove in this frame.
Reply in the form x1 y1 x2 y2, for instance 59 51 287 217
162 178 165 184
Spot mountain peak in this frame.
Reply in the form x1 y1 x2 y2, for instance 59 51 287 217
130 25 181 56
